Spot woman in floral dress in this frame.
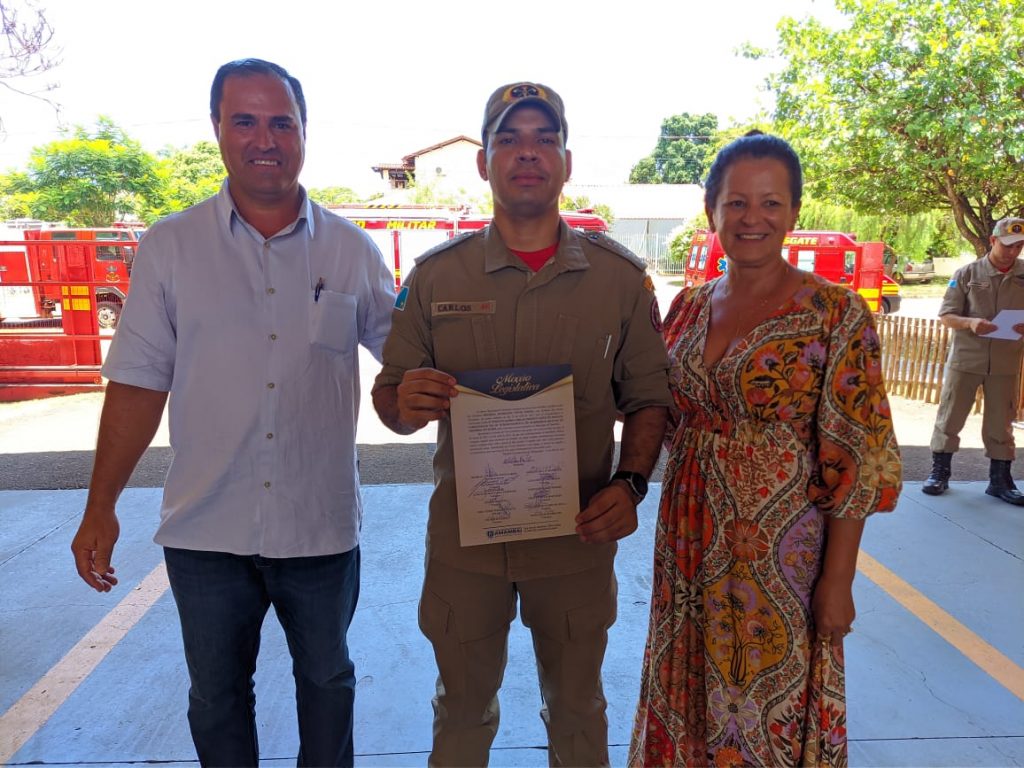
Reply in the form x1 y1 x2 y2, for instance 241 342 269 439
630 133 901 767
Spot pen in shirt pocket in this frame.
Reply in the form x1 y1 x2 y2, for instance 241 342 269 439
314 277 325 302
603 334 612 359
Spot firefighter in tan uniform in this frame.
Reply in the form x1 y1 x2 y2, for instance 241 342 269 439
372 82 671 767
924 217 1024 504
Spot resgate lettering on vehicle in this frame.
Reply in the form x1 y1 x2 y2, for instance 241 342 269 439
681 229 900 314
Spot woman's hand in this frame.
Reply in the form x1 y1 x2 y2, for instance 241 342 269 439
813 516 865 648
812 573 855 648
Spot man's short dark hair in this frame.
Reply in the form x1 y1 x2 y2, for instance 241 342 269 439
210 58 307 125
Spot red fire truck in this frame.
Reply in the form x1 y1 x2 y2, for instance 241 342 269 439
682 229 901 314
0 208 607 400
0 227 141 329
0 227 144 400
330 204 609 290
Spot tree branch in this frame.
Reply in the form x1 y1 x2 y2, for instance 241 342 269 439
0 0 62 133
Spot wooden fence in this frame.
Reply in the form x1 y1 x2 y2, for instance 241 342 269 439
876 315 1024 418
876 315 952 404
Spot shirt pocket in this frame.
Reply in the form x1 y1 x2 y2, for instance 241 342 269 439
310 290 358 356
1008 275 1024 305
549 313 617 408
965 281 994 318
433 314 499 370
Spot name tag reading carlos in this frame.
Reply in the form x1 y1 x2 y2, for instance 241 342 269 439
432 301 496 316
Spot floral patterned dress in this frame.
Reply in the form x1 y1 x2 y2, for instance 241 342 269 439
629 274 901 767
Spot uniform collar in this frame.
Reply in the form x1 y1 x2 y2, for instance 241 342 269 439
482 219 589 274
215 178 314 241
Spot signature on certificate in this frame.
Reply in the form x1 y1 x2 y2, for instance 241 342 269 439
470 465 519 519
525 463 563 508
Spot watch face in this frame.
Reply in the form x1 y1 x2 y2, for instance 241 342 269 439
614 471 647 499
632 474 649 497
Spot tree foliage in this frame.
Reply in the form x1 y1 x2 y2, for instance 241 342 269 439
767 0 1024 255
559 194 614 225
402 178 492 214
19 117 163 225
0 168 33 218
153 140 224 216
0 116 381 225
797 198 962 262
308 185 360 206
629 113 718 185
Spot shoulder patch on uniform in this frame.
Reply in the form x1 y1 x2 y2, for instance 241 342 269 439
394 285 409 311
579 231 646 269
415 231 477 264
948 278 957 288
650 296 663 332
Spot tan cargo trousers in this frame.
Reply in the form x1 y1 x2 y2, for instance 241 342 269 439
419 557 617 767
930 368 1021 459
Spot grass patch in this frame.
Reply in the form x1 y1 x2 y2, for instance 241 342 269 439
897 281 947 298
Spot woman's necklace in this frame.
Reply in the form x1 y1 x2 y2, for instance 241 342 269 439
725 267 794 342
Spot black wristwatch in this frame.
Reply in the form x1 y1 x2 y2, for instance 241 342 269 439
611 470 648 502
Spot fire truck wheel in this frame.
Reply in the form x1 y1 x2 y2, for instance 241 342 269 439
97 301 121 329
881 297 892 315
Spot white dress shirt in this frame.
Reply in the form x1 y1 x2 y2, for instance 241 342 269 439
103 182 396 557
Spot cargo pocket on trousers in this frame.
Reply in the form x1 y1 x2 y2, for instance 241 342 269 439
566 588 617 642
419 587 452 643
420 584 514 644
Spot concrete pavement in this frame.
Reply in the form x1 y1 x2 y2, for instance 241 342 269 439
2 271 1023 765
1 480 1022 767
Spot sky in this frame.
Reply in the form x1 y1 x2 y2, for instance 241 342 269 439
0 0 844 194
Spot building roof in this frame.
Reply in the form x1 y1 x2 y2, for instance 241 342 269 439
373 136 483 176
401 135 481 164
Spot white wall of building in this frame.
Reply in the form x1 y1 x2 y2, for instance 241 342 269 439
415 142 487 196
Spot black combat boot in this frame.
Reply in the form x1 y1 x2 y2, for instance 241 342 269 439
985 459 1024 506
922 452 952 496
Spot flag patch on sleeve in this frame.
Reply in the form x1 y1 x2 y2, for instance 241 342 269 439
395 285 409 311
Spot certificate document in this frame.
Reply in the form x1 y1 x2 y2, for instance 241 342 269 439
980 309 1024 341
450 364 580 547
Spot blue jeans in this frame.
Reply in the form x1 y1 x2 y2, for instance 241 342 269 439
163 546 360 767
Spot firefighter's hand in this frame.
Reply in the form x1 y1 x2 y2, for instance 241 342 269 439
396 368 458 430
1013 323 1024 337
575 483 638 544
71 509 120 592
969 317 998 335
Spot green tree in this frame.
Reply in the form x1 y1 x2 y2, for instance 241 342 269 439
628 157 658 184
0 170 35 219
308 185 360 206
797 198 963 261
629 113 718 184
405 178 492 214
766 0 1024 255
22 117 163 225
154 140 224 215
559 194 614 225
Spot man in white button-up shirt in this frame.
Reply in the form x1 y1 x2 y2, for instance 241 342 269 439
70 59 395 767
